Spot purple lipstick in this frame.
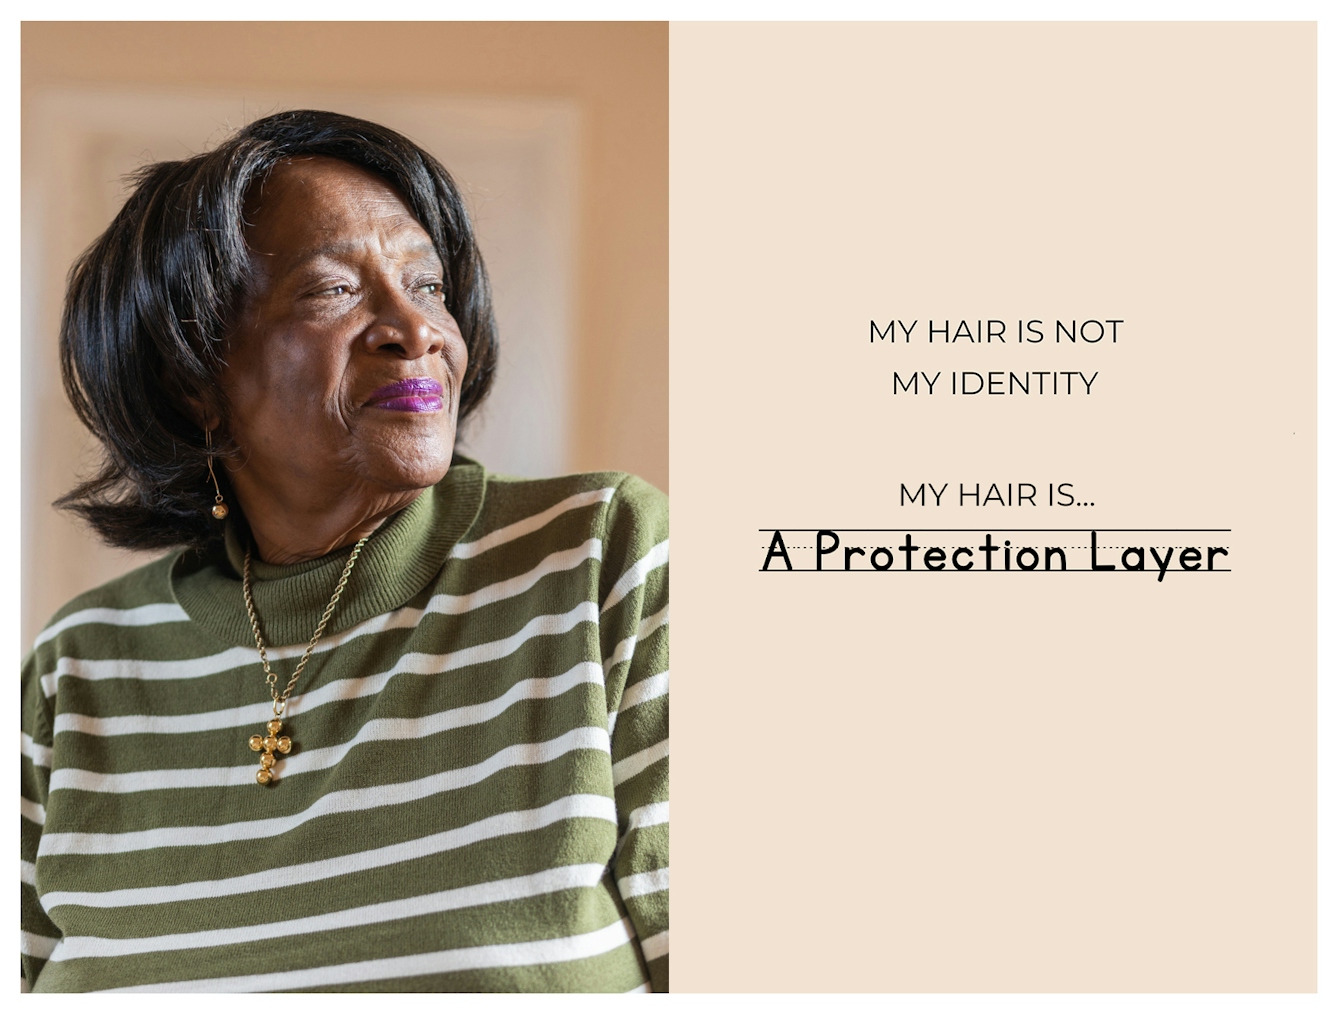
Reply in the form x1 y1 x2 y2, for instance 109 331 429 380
365 377 444 413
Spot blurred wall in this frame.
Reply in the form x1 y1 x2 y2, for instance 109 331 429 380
21 22 668 649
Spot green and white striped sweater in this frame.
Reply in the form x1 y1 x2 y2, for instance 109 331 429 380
20 461 668 992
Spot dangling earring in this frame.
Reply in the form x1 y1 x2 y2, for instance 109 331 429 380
205 428 229 520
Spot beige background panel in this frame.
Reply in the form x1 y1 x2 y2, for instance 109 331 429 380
671 23 1315 991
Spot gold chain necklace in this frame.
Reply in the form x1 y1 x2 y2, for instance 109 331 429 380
242 536 370 785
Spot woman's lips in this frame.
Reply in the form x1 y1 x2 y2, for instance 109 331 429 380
365 377 444 413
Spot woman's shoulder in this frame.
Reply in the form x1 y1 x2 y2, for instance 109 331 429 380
465 467 666 622
480 466 664 504
26 550 184 661
451 466 666 571
473 467 665 535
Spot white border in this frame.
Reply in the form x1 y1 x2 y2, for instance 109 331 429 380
6 3 1330 1010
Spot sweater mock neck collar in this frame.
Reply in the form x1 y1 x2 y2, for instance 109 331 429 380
171 459 485 649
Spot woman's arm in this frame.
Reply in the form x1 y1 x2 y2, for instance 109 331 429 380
21 655 60 991
599 475 670 992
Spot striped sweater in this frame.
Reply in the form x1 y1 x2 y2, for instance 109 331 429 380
20 461 668 992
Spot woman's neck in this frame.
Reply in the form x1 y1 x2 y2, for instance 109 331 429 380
237 487 424 565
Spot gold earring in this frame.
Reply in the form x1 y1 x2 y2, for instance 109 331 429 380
205 428 229 520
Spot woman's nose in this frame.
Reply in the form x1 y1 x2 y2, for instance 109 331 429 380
361 287 444 359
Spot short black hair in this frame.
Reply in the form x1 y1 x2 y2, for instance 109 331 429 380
57 109 498 552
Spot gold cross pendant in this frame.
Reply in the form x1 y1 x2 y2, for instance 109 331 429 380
248 719 293 784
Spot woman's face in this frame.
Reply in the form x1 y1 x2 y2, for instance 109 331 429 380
218 156 467 511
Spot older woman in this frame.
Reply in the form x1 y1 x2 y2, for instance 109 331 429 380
20 111 668 993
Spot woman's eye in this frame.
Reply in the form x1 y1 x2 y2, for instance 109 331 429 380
308 283 352 298
418 282 444 297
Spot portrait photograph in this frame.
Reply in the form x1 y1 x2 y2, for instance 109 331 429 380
20 21 668 993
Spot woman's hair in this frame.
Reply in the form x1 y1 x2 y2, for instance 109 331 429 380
57 109 498 551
